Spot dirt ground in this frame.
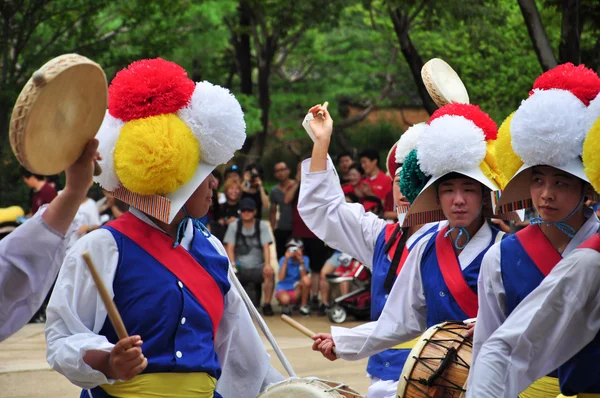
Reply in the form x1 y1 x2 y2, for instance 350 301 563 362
0 316 371 398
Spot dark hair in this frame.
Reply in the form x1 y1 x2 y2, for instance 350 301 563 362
345 193 360 203
224 165 242 180
358 148 380 166
46 174 63 191
336 151 353 164
245 163 264 179
20 167 45 181
348 163 364 175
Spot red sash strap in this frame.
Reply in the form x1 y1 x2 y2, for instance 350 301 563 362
515 225 563 277
107 212 224 337
579 233 600 252
396 247 409 276
435 226 478 318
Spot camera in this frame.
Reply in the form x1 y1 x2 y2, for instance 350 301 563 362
289 247 298 253
250 171 259 180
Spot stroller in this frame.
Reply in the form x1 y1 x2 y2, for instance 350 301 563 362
325 253 371 323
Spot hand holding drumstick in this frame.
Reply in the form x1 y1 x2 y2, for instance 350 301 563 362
281 314 337 361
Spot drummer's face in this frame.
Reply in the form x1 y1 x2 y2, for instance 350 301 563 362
185 174 217 218
438 177 484 228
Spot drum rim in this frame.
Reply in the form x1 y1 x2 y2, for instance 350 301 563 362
258 377 362 397
421 58 469 107
9 53 107 174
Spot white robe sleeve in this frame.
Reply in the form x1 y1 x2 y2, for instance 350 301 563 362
45 229 118 389
298 158 388 268
466 248 600 398
0 208 76 342
211 237 285 397
331 238 430 360
472 243 506 363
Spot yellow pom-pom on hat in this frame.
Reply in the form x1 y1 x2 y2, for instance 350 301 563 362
114 114 200 195
495 112 523 183
583 117 600 193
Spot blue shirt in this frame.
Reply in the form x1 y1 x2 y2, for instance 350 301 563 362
276 255 310 291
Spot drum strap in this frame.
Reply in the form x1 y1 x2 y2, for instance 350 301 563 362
578 232 600 252
515 225 562 277
107 212 224 337
436 227 478 318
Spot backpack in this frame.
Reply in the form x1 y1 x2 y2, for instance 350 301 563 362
234 218 262 255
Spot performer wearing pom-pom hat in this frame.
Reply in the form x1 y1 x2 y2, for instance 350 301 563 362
298 114 438 397
467 91 600 398
471 63 600 398
301 101 508 397
44 58 283 398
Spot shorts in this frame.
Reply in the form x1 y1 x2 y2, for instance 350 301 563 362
276 289 297 303
302 238 333 273
325 251 341 267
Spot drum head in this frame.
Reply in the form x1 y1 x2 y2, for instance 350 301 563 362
258 378 361 398
10 54 107 175
421 58 469 107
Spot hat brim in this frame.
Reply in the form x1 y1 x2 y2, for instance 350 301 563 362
402 166 499 227
113 161 215 224
494 159 588 214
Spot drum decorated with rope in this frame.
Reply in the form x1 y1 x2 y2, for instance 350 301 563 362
396 322 472 398
258 377 363 398
9 53 107 175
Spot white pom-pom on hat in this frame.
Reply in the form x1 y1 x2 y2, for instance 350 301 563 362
178 81 246 166
417 115 487 177
583 93 600 134
396 122 427 164
94 111 125 191
511 89 587 167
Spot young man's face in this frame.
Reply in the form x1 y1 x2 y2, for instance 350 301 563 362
184 174 217 219
530 166 586 223
438 177 484 228
273 162 290 182
360 157 377 176
338 155 353 174
240 208 256 221
393 174 410 210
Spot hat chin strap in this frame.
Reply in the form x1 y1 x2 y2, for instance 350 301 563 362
174 206 211 248
444 204 484 251
530 193 586 239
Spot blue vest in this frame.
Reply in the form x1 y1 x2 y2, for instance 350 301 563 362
83 226 230 398
501 231 600 393
421 226 500 327
366 223 437 380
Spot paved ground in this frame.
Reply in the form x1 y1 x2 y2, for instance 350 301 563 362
0 316 371 398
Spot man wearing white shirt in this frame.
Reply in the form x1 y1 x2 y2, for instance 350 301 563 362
301 102 507 397
0 139 99 341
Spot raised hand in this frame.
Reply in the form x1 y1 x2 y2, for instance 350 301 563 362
308 104 333 143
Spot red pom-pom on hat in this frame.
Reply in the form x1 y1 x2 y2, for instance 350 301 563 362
429 103 498 141
530 63 600 106
108 58 195 122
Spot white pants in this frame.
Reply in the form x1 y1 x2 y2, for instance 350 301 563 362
367 375 399 398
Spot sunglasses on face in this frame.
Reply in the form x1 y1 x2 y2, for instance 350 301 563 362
240 209 254 213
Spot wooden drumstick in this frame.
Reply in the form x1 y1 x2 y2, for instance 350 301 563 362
282 314 316 338
82 251 128 340
281 315 337 354
317 101 329 119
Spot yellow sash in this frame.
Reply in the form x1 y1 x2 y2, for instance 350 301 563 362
519 376 561 398
391 337 420 350
101 372 216 398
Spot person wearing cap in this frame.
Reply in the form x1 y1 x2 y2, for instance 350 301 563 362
223 196 275 315
471 64 600 397
303 102 508 397
0 139 99 342
44 59 283 398
469 75 600 398
298 107 442 397
275 238 311 316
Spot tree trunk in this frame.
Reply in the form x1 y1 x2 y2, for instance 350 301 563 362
559 0 580 64
388 7 437 115
236 0 253 95
517 0 558 71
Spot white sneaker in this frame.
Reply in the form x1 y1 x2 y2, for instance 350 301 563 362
299 305 311 316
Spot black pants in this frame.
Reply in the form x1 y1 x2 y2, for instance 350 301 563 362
237 267 264 307
274 229 293 260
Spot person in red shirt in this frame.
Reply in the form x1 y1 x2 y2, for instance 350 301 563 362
359 148 392 207
21 168 58 216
